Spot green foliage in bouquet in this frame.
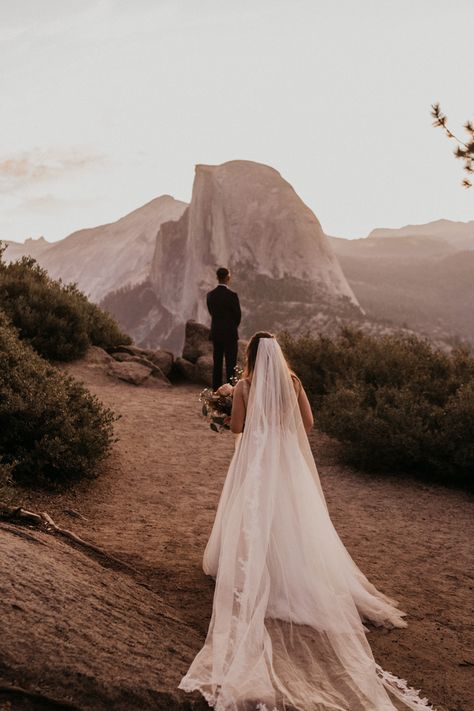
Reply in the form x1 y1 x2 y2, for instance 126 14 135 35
0 310 116 487
0 244 131 361
281 328 474 488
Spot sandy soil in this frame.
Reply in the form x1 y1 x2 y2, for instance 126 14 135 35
3 362 474 710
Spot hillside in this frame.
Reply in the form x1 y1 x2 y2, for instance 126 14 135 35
4 196 188 303
329 220 474 344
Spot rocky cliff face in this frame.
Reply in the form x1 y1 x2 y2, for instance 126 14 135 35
149 160 360 352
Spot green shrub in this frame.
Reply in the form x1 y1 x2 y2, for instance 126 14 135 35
0 246 131 361
65 283 132 351
281 328 474 488
0 310 116 486
0 459 14 504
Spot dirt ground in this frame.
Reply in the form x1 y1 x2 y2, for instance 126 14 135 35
3 361 474 710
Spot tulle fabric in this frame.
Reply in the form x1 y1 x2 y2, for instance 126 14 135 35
179 339 435 710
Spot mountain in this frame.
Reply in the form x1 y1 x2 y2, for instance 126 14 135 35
134 160 361 351
3 236 52 262
367 219 474 250
329 219 474 344
4 196 188 302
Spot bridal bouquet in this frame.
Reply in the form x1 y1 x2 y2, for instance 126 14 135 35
200 367 243 432
200 389 233 432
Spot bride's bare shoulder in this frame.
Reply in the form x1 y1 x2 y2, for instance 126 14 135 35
235 378 250 391
234 378 250 401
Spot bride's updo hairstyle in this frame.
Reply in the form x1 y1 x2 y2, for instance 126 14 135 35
243 332 275 379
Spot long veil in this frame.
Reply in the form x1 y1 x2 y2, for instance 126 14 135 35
179 338 435 710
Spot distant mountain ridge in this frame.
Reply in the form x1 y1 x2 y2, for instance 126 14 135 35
367 218 474 250
329 219 474 344
4 196 188 302
3 236 52 262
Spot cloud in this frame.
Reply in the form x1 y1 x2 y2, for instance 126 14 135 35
0 148 106 192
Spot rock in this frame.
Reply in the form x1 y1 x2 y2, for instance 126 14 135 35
182 320 212 363
174 356 197 381
175 322 248 384
83 346 113 365
107 360 153 386
0 523 203 709
109 344 144 357
149 159 361 352
195 355 213 386
111 351 139 363
110 345 174 377
144 349 174 376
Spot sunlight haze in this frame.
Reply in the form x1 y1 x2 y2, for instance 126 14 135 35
1 0 473 242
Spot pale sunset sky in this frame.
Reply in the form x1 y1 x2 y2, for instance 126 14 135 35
1 0 473 243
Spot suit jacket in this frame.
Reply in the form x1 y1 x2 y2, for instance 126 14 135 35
207 285 241 342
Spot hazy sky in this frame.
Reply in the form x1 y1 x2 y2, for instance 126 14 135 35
1 0 473 243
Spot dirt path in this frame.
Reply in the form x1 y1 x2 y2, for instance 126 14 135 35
18 366 474 711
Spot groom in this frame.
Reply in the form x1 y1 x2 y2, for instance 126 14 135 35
207 267 241 391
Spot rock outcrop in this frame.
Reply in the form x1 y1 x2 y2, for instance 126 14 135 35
175 320 247 387
61 345 173 387
149 161 360 352
0 521 205 710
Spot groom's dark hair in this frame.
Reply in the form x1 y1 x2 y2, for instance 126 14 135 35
216 267 230 283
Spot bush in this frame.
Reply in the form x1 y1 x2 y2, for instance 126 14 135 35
0 245 131 361
0 310 116 486
281 328 474 488
65 283 133 351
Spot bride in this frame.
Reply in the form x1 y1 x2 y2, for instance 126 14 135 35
179 332 435 710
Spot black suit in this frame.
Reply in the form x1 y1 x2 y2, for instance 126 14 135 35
207 284 241 390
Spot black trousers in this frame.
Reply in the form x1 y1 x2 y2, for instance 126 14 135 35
212 338 238 391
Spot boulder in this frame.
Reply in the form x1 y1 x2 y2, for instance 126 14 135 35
0 519 203 710
83 346 113 365
175 322 248 384
182 320 212 363
110 345 174 377
174 356 197 381
195 355 213 386
109 344 146 357
111 352 170 383
145 349 174 376
107 361 153 386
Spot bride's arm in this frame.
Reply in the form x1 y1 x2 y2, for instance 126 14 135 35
296 380 314 433
230 380 246 434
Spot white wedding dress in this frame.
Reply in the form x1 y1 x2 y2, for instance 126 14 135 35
179 339 435 710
